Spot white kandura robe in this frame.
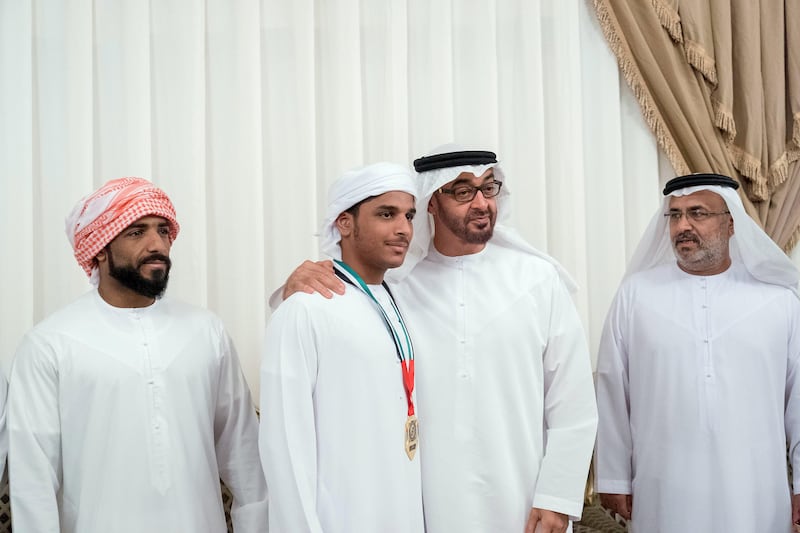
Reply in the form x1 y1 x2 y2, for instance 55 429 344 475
395 243 598 533
8 290 268 533
0 373 7 481
259 285 424 533
595 262 800 533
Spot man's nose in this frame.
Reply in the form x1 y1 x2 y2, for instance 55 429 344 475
396 216 412 236
674 213 693 231
145 231 170 253
470 188 490 208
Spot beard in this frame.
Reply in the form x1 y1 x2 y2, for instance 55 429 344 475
438 206 496 245
672 230 727 271
107 249 171 299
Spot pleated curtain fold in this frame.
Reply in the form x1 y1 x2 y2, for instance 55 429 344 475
592 0 800 251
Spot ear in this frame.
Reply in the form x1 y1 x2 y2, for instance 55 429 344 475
727 216 735 237
95 249 108 264
336 212 354 238
427 195 438 216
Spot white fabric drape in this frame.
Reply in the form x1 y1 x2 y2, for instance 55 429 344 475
2 0 713 400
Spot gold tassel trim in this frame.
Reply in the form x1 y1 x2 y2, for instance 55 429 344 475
651 0 719 88
784 224 800 255
793 112 800 149
685 40 718 86
651 0 683 43
768 152 790 189
712 99 736 143
769 128 800 188
727 143 768 200
591 0 689 176
729 140 799 197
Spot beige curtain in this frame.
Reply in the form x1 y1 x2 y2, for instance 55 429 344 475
591 0 800 251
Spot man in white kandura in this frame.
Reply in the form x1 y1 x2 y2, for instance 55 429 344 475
8 178 268 533
595 173 800 533
280 146 598 533
259 162 424 533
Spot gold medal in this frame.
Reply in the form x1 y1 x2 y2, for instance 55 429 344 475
404 414 418 460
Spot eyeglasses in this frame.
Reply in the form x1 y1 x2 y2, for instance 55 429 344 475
438 181 503 203
664 208 730 223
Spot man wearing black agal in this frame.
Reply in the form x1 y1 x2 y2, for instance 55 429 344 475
281 145 598 533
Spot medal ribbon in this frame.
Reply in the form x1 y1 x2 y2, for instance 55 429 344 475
333 260 415 416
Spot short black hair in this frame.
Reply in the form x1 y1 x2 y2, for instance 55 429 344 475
344 195 378 216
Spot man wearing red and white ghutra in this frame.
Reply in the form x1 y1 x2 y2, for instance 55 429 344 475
595 173 800 533
8 178 268 533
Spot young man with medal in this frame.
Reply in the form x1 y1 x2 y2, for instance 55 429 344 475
258 162 424 533
275 145 598 533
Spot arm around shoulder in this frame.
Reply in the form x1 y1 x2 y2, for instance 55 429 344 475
273 260 345 307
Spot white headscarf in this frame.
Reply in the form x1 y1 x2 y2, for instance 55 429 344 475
389 143 577 291
625 182 799 295
320 162 417 259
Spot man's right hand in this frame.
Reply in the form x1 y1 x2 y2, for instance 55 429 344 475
282 260 346 300
599 493 633 520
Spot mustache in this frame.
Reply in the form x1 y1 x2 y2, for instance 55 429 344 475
139 254 172 268
674 231 699 244
467 208 491 218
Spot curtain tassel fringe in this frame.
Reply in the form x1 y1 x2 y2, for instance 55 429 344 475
713 101 737 142
651 0 683 43
727 144 768 200
784 224 800 255
591 0 690 176
685 41 718 86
